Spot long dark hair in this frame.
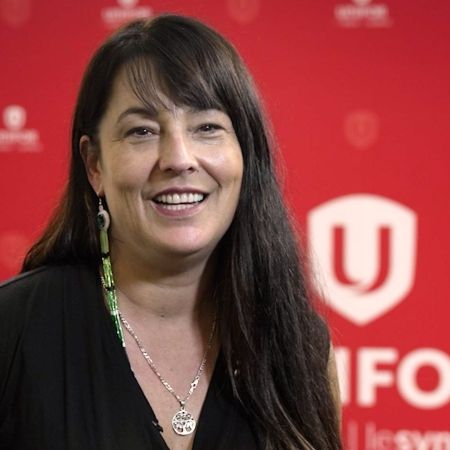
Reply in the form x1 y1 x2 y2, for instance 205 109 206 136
22 15 341 449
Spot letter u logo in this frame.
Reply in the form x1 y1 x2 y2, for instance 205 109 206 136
308 194 417 325
333 225 390 293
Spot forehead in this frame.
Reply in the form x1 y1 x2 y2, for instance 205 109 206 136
105 66 172 115
114 57 226 114
103 68 233 128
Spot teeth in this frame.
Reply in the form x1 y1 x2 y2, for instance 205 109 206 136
154 192 205 204
163 204 199 211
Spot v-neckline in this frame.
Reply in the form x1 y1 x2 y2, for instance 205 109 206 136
98 280 223 450
117 333 222 450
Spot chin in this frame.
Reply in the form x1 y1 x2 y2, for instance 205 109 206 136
156 236 221 261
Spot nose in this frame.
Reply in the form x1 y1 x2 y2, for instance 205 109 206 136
158 131 199 174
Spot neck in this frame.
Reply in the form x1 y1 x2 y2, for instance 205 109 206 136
110 244 217 323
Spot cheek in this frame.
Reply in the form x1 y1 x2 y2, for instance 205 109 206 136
207 145 244 187
103 154 150 191
227 152 244 192
101 158 150 220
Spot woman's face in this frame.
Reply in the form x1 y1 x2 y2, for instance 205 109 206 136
83 68 243 266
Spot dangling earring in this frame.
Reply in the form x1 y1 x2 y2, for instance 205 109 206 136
97 197 110 232
97 197 125 347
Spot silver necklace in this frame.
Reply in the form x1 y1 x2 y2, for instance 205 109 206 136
119 312 217 436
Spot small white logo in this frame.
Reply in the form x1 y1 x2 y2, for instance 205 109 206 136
101 0 153 29
0 0 32 27
334 0 392 28
227 0 260 25
4 105 26 131
117 0 138 8
308 194 417 325
0 104 41 152
344 109 379 150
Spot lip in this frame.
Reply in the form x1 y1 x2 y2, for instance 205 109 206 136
150 197 207 218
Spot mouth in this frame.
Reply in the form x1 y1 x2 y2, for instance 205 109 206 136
152 192 207 211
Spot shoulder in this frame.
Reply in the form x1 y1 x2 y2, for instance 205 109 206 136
0 263 97 376
0 264 98 423
1 265 70 308
0 265 59 298
0 263 95 295
0 263 96 329
0 266 58 317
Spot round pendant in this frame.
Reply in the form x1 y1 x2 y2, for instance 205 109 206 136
172 408 196 435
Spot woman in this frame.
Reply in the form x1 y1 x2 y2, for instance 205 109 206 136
0 14 341 450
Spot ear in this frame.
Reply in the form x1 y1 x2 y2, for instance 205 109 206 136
80 135 104 196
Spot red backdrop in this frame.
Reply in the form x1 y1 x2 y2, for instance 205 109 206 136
1 0 449 447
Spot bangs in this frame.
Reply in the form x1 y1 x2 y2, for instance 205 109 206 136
125 55 226 114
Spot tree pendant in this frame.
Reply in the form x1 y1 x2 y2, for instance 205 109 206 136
172 407 196 435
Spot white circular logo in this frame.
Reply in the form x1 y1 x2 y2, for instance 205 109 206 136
227 0 260 24
116 0 138 9
344 109 379 150
3 105 27 131
0 0 32 27
353 0 372 6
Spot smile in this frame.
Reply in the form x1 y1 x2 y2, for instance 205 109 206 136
152 192 207 212
154 193 205 204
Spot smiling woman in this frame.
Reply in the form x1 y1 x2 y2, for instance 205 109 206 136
82 69 243 267
0 14 342 450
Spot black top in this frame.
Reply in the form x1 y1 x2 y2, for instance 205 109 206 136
0 265 260 450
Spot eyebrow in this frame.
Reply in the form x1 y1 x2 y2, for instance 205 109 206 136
115 105 222 125
116 106 158 124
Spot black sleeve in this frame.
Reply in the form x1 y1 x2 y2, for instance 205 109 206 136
0 268 47 428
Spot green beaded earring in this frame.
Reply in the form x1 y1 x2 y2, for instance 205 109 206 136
97 197 125 347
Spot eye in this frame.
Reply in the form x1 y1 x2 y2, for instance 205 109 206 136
125 127 156 138
197 123 223 134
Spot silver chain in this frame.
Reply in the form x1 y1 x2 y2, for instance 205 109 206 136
119 311 217 407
